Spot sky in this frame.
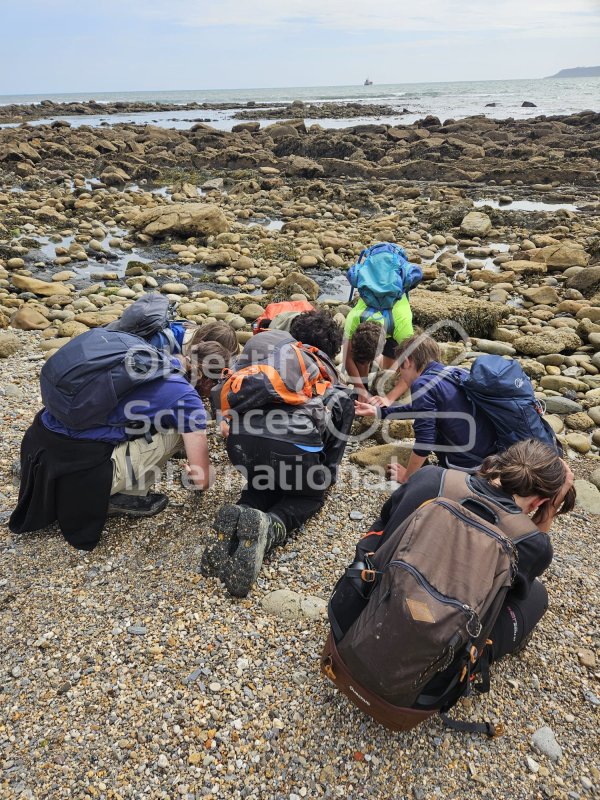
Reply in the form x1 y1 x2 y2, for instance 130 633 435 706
1 0 599 95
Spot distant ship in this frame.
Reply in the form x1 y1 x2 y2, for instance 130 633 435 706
364 78 373 85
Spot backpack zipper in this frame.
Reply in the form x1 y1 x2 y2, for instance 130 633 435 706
435 500 517 581
386 560 482 638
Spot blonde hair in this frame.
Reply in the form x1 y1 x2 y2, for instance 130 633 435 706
395 333 441 372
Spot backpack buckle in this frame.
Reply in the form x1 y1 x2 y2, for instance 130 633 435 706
322 657 336 682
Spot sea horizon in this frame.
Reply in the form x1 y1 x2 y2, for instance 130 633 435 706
1 76 598 131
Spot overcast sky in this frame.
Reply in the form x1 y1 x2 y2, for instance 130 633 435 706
1 0 599 95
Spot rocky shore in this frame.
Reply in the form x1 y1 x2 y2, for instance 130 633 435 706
1 109 599 799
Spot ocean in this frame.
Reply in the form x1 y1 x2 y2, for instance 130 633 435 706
1 77 598 130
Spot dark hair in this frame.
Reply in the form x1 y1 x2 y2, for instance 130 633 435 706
351 321 385 365
185 321 238 358
188 341 231 388
395 333 441 372
477 439 576 514
289 309 343 358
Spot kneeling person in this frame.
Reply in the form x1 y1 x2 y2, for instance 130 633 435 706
203 314 354 597
9 331 220 550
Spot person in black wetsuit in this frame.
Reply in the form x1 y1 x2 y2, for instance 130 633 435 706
356 439 575 661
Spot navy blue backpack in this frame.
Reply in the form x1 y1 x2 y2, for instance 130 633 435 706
456 355 561 454
347 243 422 334
40 329 176 430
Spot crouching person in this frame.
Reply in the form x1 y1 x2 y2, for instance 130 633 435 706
355 440 575 662
9 329 219 551
202 316 354 597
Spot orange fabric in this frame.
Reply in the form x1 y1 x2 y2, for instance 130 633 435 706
361 529 384 539
252 301 314 333
220 363 311 412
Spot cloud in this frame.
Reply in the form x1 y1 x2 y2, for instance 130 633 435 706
130 0 600 35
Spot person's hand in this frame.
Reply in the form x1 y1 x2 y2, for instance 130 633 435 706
369 395 391 408
354 401 377 417
387 463 408 483
219 420 231 438
553 459 575 510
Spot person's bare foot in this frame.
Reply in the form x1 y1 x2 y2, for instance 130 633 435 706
386 463 408 483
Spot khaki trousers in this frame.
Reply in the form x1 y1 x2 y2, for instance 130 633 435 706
110 431 182 496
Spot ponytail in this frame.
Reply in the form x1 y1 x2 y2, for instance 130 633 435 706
477 440 575 515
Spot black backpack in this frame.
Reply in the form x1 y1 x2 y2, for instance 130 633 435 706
106 293 181 353
40 329 176 430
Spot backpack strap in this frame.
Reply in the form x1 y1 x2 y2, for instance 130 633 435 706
440 470 539 540
359 306 395 338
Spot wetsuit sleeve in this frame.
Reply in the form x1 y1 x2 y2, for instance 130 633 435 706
509 533 553 600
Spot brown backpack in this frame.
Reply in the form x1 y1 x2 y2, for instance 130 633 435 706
321 471 538 735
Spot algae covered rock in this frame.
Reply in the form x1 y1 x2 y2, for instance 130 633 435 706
410 289 509 339
513 328 582 356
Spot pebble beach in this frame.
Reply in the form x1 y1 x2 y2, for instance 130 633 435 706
1 99 599 799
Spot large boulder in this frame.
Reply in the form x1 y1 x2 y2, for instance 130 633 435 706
350 444 413 471
130 203 229 239
523 286 560 305
460 211 492 237
565 264 600 298
410 289 509 339
513 328 582 356
529 243 590 270
10 305 51 330
278 271 320 300
11 275 71 297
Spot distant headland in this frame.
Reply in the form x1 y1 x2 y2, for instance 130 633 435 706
546 66 600 78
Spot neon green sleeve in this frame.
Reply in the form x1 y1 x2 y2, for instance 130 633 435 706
344 305 362 340
392 295 414 344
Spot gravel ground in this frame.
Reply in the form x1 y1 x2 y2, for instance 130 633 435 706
1 331 599 800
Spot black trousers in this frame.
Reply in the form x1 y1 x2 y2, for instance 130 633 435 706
490 579 549 662
226 433 331 533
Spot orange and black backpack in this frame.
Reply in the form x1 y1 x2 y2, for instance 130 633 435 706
218 329 336 418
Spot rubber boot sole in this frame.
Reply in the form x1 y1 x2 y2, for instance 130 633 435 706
200 504 242 579
222 507 269 598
